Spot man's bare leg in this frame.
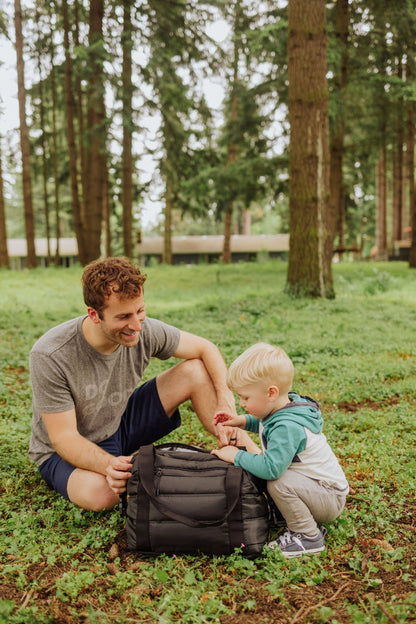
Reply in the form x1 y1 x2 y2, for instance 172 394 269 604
67 358 253 510
67 468 119 511
155 358 257 450
65 359 216 510
155 358 222 433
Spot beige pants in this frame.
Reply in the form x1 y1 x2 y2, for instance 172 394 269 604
267 469 347 536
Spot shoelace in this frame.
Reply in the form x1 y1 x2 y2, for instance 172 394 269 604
278 530 297 547
279 530 307 550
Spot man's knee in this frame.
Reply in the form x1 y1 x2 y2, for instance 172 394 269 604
167 358 212 394
67 469 119 511
179 358 209 384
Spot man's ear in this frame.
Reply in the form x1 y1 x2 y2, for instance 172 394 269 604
268 385 279 401
87 307 101 325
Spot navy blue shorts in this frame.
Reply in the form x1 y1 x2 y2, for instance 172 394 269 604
38 377 181 500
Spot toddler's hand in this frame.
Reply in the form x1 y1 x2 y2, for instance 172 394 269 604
214 411 232 425
211 446 239 464
214 411 246 429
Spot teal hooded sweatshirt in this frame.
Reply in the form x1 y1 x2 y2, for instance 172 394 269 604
234 392 324 481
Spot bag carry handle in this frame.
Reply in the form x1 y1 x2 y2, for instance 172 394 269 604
137 444 243 528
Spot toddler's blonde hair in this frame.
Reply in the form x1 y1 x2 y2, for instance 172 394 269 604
227 342 294 394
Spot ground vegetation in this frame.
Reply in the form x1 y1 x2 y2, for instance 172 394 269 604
0 260 415 622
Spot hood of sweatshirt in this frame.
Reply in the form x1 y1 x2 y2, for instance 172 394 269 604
262 392 323 434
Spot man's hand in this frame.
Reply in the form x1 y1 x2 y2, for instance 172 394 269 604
216 423 247 448
216 424 262 454
211 445 239 464
105 455 133 494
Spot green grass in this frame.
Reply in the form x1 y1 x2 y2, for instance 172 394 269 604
1 260 416 623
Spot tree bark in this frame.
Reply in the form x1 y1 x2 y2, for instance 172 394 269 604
84 0 106 263
392 145 402 244
14 0 37 268
375 150 388 260
392 58 404 245
222 205 233 263
329 0 348 256
222 34 238 265
50 51 62 267
74 0 87 228
0 141 9 268
103 160 111 257
222 127 237 264
408 65 416 267
122 0 133 258
405 62 414 246
406 112 415 240
35 31 51 265
163 174 173 264
287 0 333 297
242 208 251 235
63 0 86 264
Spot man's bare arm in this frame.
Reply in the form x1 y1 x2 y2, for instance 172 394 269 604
41 410 132 493
173 331 237 416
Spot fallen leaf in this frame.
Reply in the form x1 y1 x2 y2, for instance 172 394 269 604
361 555 369 573
108 543 119 560
129 561 142 572
107 562 118 575
369 539 394 551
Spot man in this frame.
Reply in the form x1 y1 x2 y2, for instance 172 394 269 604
29 256 237 511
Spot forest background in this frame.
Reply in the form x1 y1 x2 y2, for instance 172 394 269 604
1 1 416 621
1 260 416 623
2 0 416 297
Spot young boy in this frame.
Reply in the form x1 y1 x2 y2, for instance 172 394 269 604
211 342 349 557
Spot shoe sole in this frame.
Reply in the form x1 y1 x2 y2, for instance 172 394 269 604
281 545 325 557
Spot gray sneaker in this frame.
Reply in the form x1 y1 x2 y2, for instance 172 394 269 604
267 527 327 557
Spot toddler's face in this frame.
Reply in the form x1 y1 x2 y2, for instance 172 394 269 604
235 382 271 419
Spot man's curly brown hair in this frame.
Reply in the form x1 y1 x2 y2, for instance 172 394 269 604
82 257 147 319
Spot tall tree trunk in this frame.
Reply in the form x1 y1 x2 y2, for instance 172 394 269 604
163 174 173 264
35 38 51 265
287 0 333 298
222 206 233 262
329 0 348 256
222 132 237 264
375 149 388 260
242 208 251 235
122 0 133 258
63 0 86 264
50 54 61 267
84 0 106 263
103 160 111 257
392 146 402 244
0 141 9 268
222 36 238 265
408 64 416 266
74 0 87 226
14 0 36 268
393 59 404 244
405 62 414 244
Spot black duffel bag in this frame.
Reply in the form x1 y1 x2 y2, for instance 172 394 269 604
122 442 271 558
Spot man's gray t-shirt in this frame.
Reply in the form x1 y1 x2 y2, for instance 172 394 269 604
29 316 180 467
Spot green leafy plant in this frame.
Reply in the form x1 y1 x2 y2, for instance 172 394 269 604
1 260 415 623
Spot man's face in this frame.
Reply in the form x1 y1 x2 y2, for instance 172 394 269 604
95 291 146 349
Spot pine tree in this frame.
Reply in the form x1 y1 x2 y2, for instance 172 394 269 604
63 0 87 264
286 0 333 297
0 139 9 268
121 0 134 258
83 0 106 263
14 0 37 268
